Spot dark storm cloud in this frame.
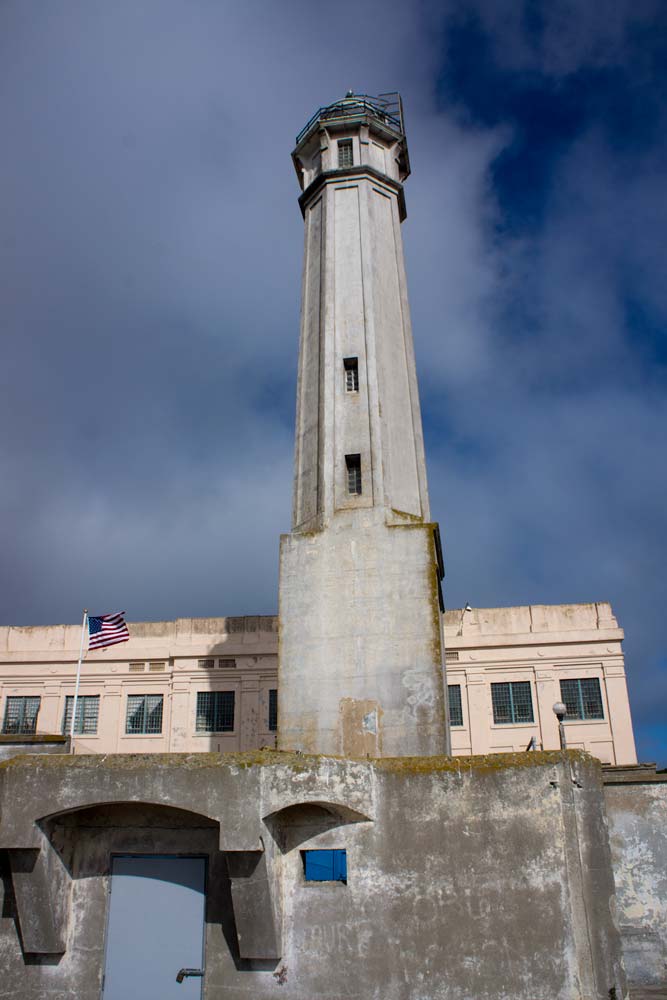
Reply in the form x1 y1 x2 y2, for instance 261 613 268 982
1 1 665 763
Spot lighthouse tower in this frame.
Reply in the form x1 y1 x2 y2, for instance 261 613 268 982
278 93 448 757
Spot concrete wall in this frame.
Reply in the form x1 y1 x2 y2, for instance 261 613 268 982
604 765 667 988
0 604 637 763
0 750 627 999
0 736 69 762
279 511 446 757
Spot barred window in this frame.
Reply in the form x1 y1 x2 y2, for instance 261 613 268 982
346 454 362 495
2 696 41 735
268 689 278 732
196 691 235 733
338 139 353 168
448 685 463 727
125 694 163 735
560 678 604 720
491 682 534 724
344 357 359 392
62 695 100 735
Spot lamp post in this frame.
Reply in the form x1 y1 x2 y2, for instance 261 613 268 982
553 701 567 750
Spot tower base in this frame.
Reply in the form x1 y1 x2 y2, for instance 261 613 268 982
278 509 447 757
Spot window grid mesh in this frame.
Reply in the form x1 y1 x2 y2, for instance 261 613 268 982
338 140 353 168
63 695 100 735
2 696 41 735
448 685 463 727
125 694 164 734
491 682 534 724
560 678 604 720
346 454 362 495
196 691 235 733
268 689 278 732
344 358 359 392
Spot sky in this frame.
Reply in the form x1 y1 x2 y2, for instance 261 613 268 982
1 0 665 766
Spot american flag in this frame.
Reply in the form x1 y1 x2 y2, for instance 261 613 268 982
88 612 130 651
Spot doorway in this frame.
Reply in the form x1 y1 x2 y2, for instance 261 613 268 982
103 855 206 999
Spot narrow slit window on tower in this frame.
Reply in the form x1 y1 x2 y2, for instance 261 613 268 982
338 139 353 168
344 357 359 392
345 454 362 495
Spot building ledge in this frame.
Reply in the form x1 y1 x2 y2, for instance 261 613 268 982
602 762 667 784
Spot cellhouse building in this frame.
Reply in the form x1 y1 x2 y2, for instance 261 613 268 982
0 92 665 1000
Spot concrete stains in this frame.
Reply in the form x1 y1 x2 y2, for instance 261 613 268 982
339 698 382 757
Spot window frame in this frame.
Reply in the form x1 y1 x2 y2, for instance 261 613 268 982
337 139 353 168
195 690 235 734
62 694 100 735
345 453 362 495
559 677 605 721
343 357 359 393
448 684 464 728
490 681 535 725
2 695 41 735
125 693 164 736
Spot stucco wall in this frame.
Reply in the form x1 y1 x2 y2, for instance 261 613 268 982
0 604 636 763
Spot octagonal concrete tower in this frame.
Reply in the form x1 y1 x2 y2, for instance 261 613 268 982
278 93 448 757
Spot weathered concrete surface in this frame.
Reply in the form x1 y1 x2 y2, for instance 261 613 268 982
0 735 69 762
0 750 626 999
604 765 667 989
279 510 447 757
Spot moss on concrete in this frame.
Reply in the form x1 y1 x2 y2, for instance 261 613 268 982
369 749 596 775
0 748 595 778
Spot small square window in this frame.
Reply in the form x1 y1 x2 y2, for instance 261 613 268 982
338 139 353 168
198 659 215 669
268 689 278 732
344 357 359 392
448 685 463 727
196 691 235 733
491 682 534 724
2 696 41 735
303 849 347 883
126 694 164 735
560 678 604 720
63 695 100 735
345 454 362 495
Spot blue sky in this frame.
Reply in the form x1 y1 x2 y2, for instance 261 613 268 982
1 0 665 766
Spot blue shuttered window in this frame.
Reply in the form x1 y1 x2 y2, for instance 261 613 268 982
303 849 347 883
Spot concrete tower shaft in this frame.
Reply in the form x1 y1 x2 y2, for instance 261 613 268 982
290 93 429 531
279 94 448 759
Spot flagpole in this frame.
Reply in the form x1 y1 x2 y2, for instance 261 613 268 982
70 609 88 750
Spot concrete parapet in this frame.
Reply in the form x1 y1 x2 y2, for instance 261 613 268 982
0 750 627 999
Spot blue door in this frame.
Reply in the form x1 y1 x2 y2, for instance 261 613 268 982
103 856 206 1000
